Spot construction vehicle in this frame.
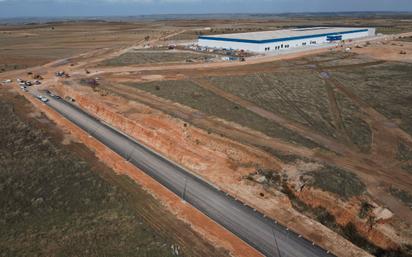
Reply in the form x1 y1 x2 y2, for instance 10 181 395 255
55 71 69 78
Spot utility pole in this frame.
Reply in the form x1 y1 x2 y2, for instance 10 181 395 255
271 228 282 257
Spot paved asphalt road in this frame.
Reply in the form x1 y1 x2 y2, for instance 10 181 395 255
37 93 334 257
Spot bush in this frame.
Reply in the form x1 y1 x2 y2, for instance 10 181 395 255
306 166 366 199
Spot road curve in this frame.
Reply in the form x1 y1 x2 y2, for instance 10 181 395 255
41 94 333 257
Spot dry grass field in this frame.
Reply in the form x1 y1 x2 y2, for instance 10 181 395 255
0 21 163 72
331 62 412 135
103 49 215 66
129 79 320 148
0 90 229 257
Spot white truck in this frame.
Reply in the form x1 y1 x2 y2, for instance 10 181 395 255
36 95 49 103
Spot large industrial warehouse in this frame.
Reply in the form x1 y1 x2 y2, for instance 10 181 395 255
198 27 376 53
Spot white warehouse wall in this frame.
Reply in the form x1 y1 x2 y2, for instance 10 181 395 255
198 28 375 53
198 39 262 52
257 35 329 52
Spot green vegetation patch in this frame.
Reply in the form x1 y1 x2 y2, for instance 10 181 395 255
306 166 366 199
130 80 320 148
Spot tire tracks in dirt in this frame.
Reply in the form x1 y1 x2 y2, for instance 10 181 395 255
189 76 412 224
320 73 412 224
190 77 353 156
103 82 314 159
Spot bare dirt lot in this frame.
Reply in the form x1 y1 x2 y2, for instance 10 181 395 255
352 40 412 63
1 16 412 257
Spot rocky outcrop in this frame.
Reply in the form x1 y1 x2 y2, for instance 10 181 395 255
295 187 400 250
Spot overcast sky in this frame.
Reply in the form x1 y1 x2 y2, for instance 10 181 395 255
0 0 411 18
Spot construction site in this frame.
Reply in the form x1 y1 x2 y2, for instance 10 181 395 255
1 14 412 257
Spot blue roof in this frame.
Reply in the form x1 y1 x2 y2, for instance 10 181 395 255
199 29 368 44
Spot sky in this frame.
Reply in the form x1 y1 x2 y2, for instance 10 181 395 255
0 0 411 18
